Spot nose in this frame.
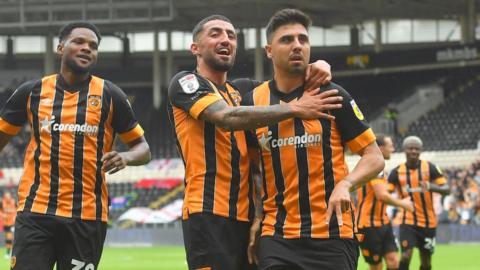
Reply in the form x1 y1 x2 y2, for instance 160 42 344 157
80 43 92 54
219 32 231 45
292 37 303 51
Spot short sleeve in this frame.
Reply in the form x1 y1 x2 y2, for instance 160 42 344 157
106 80 144 144
327 82 375 153
168 71 223 120
0 80 36 135
429 162 447 185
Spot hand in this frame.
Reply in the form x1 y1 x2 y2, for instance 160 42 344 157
101 151 128 174
400 197 414 212
325 180 352 226
290 88 342 120
304 60 332 91
247 218 262 265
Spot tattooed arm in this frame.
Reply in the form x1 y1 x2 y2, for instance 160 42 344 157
200 88 342 131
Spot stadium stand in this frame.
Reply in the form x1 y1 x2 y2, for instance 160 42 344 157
403 73 480 150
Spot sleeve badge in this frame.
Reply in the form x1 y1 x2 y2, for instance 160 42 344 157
350 100 365 120
178 74 200 94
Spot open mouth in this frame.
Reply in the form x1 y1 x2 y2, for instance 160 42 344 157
216 47 231 56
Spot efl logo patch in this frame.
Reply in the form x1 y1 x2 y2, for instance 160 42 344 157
88 95 102 110
350 100 365 120
179 74 200 94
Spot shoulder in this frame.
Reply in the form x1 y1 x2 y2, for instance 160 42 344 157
321 81 350 96
102 79 127 99
15 79 41 95
168 71 211 95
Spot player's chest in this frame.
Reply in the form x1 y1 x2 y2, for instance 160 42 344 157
254 119 326 153
31 91 106 137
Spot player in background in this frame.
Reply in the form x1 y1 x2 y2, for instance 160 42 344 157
168 14 341 270
1 191 16 259
388 136 450 270
244 9 385 270
0 22 150 270
356 134 414 270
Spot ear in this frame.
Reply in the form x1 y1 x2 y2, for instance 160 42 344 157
264 44 272 59
56 42 64 55
191 42 199 56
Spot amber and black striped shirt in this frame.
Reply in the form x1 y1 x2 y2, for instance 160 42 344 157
168 71 254 222
388 160 446 228
0 74 144 222
356 171 390 229
243 80 376 239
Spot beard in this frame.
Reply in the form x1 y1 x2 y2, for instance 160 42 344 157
288 64 307 76
64 57 92 75
204 54 235 72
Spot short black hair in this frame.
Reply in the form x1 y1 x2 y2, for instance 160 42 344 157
265 9 311 44
58 22 101 43
192 15 232 41
376 133 390 146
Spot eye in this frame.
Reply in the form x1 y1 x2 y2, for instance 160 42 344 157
280 36 292 43
299 35 309 43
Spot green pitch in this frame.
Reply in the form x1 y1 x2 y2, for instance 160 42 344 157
0 244 478 269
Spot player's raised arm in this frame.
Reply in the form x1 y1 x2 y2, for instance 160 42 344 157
304 60 332 91
199 88 342 131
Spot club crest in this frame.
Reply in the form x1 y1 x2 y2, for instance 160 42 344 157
88 95 102 110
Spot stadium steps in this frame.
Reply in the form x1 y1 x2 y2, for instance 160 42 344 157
149 184 184 209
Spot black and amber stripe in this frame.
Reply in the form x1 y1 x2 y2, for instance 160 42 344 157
356 178 390 229
251 81 375 239
0 75 144 222
169 81 251 222
393 160 446 228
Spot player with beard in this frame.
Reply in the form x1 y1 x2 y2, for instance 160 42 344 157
388 136 449 270
243 9 384 270
168 14 342 270
0 22 151 270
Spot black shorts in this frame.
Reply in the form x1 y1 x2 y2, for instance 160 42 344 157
182 213 256 270
11 211 107 270
258 236 358 270
399 224 436 254
358 224 398 265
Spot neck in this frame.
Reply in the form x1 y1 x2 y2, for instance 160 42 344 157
60 65 90 85
196 61 227 86
406 159 419 168
273 68 304 94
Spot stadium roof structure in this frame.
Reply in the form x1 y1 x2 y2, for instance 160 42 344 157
0 0 476 35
